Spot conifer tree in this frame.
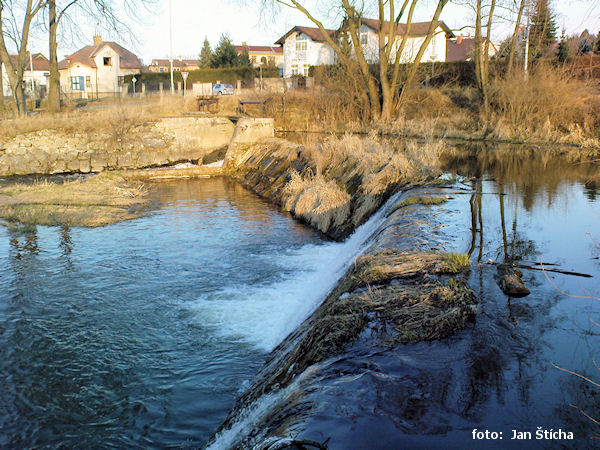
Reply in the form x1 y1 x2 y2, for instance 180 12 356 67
211 34 239 68
238 44 251 66
556 29 569 62
199 37 213 68
529 0 557 58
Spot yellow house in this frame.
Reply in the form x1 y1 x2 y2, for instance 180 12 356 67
58 35 142 98
234 44 283 70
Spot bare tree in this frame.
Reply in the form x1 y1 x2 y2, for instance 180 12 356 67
0 0 47 116
262 0 450 122
46 0 156 112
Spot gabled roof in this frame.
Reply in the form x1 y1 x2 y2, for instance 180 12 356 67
4 53 50 71
151 59 199 68
446 37 475 62
58 41 142 70
446 37 497 62
234 45 283 54
361 18 455 38
275 26 336 45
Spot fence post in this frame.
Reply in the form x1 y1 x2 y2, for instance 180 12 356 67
141 83 146 97
177 81 182 95
159 82 164 97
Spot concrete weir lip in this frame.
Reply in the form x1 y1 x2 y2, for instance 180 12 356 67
0 117 275 177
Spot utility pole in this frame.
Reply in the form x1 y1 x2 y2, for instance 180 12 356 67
169 0 174 95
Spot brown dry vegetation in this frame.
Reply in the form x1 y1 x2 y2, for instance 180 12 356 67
227 249 477 414
0 172 152 228
255 66 600 149
226 134 443 239
0 96 200 143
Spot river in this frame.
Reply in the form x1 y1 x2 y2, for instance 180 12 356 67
1 143 599 448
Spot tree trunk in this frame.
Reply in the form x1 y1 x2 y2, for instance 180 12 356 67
507 0 526 73
48 0 61 112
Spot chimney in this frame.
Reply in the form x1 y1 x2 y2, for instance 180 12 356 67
457 35 463 45
94 34 102 46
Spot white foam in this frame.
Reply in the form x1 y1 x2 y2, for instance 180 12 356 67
191 193 400 352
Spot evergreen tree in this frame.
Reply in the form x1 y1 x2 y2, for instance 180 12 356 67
529 0 557 58
595 34 600 54
199 37 213 68
211 34 239 68
238 44 251 67
556 29 569 62
578 30 592 54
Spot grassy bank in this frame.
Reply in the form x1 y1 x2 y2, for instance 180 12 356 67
226 133 444 239
252 66 600 149
0 172 152 229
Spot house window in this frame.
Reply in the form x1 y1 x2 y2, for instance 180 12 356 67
291 64 298 76
296 34 307 52
361 32 368 45
260 56 267 65
70 76 84 91
303 65 309 77
85 76 91 89
118 76 124 85
103 57 112 66
159 67 164 73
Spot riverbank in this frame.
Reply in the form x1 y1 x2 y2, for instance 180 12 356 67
225 134 443 240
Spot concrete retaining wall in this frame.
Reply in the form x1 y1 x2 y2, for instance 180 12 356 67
0 117 274 177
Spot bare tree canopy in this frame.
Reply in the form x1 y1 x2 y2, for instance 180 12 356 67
259 0 450 122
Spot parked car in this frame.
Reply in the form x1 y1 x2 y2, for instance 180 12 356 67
212 83 234 95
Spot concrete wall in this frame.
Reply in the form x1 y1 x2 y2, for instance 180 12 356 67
0 117 274 176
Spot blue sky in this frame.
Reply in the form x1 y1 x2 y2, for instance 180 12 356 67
28 0 600 64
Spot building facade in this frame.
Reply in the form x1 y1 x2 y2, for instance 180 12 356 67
275 20 455 78
148 58 199 73
58 35 142 98
1 53 50 98
234 44 284 70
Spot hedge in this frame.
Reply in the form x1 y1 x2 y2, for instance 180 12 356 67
124 66 280 88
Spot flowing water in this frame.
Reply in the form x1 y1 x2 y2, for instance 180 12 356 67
1 144 599 448
0 177 381 447
247 143 600 449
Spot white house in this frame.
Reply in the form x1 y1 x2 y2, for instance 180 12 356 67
275 26 336 78
58 35 142 98
1 53 50 98
275 20 455 78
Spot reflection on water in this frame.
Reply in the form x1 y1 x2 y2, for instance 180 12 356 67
0 177 326 448
285 141 600 449
442 144 600 444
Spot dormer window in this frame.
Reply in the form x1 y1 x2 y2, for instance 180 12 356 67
296 34 307 52
103 57 112 66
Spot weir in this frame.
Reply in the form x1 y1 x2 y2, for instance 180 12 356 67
0 117 274 176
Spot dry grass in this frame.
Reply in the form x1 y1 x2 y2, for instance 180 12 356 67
0 172 152 228
489 65 600 145
0 96 199 144
283 171 351 233
391 195 448 213
227 134 444 238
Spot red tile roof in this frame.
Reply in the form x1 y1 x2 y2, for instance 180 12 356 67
446 37 476 62
58 41 142 70
5 53 50 71
234 45 283 54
